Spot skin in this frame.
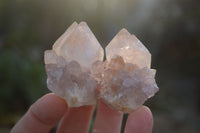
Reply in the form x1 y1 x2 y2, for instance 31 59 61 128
11 93 153 133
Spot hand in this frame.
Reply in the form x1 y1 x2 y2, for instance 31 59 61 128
11 93 153 133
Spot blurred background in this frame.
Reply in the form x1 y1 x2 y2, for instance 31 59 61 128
0 0 200 132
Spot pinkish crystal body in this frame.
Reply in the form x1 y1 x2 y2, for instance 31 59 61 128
99 56 158 113
44 22 159 112
99 29 159 113
44 22 103 107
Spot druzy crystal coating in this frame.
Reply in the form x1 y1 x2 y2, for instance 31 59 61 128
44 21 159 112
99 55 158 113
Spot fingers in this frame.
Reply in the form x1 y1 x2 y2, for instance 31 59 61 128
92 100 123 133
11 93 153 133
124 106 153 133
11 93 68 133
57 105 94 133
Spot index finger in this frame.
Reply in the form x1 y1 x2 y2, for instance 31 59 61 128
11 93 68 133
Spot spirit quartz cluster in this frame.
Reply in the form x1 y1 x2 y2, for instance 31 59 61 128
44 21 159 113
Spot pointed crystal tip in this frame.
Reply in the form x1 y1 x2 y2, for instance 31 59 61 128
106 28 151 68
51 21 104 68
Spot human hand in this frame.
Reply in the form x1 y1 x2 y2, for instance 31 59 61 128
11 93 153 133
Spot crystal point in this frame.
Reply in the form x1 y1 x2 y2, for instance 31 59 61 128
45 22 104 107
59 22 104 68
101 29 158 113
106 29 151 68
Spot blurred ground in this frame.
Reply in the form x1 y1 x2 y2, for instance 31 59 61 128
0 0 200 133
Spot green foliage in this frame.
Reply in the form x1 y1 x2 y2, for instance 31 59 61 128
0 50 47 125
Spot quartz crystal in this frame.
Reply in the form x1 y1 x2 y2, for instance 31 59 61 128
45 22 104 107
106 29 151 68
99 55 158 113
44 22 159 111
99 29 159 113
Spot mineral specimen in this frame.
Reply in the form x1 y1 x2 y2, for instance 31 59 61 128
44 21 159 112
99 29 159 113
44 22 104 107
